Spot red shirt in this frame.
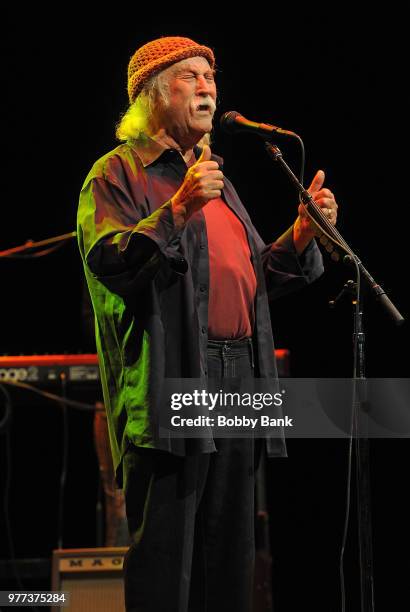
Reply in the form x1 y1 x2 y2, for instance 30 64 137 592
203 197 257 339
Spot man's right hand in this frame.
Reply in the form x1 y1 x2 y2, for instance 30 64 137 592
171 145 224 228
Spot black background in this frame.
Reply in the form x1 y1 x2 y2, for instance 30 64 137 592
1 9 409 611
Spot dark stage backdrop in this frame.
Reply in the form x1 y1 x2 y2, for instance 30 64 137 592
2 10 409 611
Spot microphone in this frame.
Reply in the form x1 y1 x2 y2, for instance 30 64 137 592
220 111 297 139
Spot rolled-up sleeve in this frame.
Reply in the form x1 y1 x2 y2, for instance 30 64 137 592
260 225 324 300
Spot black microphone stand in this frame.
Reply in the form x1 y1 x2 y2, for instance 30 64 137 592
264 142 403 325
264 141 405 612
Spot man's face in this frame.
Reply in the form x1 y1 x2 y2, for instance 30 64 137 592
157 56 217 146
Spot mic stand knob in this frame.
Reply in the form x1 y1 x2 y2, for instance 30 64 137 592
329 280 357 309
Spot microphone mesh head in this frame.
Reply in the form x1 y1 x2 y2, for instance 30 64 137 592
220 111 241 133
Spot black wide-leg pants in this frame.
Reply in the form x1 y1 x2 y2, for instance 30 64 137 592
123 338 259 612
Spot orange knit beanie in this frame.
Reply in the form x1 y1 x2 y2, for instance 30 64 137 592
127 36 215 104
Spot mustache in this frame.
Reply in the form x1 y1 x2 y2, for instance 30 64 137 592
195 97 216 112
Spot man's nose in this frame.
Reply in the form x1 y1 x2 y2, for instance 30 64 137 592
195 76 214 95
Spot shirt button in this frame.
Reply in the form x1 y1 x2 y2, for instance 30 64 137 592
201 326 206 334
204 369 208 375
200 284 207 292
200 244 205 250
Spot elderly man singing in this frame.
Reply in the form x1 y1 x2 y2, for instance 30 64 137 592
77 36 338 612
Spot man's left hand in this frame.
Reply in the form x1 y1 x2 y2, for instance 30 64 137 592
298 169 338 234
293 169 338 254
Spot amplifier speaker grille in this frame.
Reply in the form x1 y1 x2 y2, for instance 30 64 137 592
52 547 128 612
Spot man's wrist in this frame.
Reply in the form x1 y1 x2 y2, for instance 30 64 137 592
293 216 315 255
171 197 188 231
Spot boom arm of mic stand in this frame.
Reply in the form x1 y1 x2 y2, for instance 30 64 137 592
264 142 405 326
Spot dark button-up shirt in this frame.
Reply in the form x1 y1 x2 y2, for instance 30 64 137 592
77 139 324 483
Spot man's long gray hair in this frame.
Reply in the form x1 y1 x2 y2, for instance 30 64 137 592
116 73 168 142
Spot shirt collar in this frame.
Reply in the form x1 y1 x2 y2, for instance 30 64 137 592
130 135 223 169
130 135 169 167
